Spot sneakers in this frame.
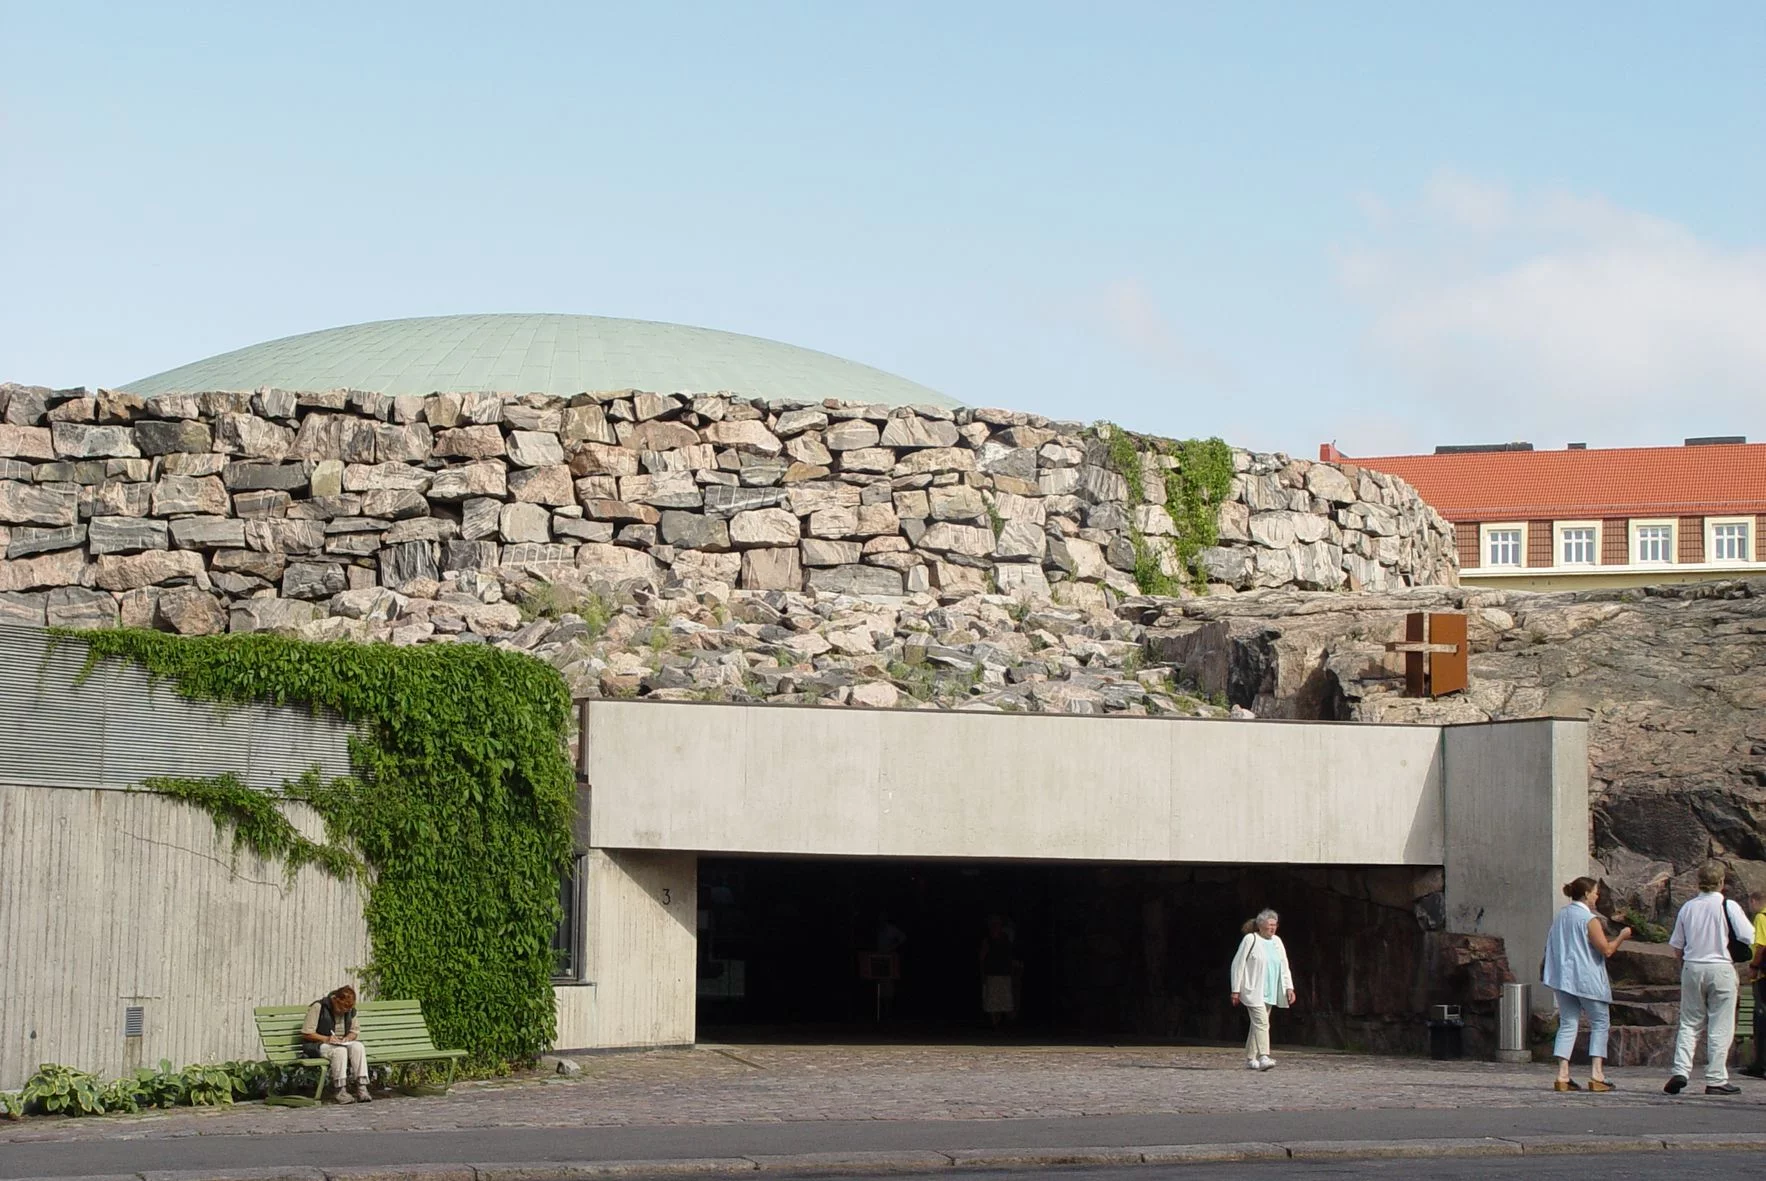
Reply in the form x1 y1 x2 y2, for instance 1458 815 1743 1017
351 1084 373 1103
1705 1083 1741 1095
1245 1059 1261 1071
330 1088 355 1104
1664 1074 1687 1095
1257 1055 1276 1071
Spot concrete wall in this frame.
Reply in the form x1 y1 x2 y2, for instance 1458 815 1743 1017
584 702 1446 866
1443 719 1592 1008
0 785 370 1089
0 624 353 792
553 849 696 1050
577 701 1588 1050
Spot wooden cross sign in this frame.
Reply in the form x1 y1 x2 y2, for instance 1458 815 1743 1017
1386 612 1469 697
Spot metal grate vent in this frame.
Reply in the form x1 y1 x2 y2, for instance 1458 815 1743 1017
123 1006 144 1038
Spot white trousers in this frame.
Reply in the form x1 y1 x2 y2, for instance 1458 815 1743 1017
1670 961 1738 1085
1244 1003 1271 1060
319 1041 369 1088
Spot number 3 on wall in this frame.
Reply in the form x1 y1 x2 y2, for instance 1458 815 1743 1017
661 888 672 906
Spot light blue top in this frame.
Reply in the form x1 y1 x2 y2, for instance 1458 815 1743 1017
1541 900 1611 1002
1260 937 1282 1005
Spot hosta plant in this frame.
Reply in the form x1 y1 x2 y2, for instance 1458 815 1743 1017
98 1076 145 1114
181 1064 235 1107
21 1064 104 1116
133 1059 188 1109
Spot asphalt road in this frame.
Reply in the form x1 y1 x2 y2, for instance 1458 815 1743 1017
2 1104 1762 1178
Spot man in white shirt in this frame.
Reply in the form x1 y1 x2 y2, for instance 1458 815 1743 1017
1663 862 1754 1095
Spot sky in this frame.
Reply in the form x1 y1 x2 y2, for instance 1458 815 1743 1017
2 1 1762 457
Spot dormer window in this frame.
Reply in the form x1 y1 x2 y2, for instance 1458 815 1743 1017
1558 524 1598 566
1709 519 1753 563
1484 526 1523 567
1634 523 1674 564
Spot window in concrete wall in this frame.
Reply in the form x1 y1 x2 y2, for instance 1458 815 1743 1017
552 855 586 981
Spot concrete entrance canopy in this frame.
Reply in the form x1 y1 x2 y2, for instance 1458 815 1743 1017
568 702 1589 1048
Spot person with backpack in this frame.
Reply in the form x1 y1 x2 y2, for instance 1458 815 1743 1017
301 984 372 1103
1663 863 1754 1096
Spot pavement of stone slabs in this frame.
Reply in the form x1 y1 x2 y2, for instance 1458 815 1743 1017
1 1043 1763 1179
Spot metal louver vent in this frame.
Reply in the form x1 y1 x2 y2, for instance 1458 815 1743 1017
123 1006 144 1038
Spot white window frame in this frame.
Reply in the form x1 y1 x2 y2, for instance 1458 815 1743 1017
1479 522 1527 568
1706 516 1755 565
1630 518 1676 565
1555 520 1600 567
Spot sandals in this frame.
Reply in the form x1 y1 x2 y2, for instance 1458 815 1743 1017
1553 1079 1581 1091
1587 1079 1615 1092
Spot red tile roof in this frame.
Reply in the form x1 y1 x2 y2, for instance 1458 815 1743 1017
1331 443 1766 522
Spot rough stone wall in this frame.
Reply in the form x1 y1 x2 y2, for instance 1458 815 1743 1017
1140 578 1766 923
0 383 1455 634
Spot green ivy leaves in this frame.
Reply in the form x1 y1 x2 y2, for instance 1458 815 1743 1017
71 629 577 1071
1091 424 1234 594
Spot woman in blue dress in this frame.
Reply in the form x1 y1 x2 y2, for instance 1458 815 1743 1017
1542 876 1631 1091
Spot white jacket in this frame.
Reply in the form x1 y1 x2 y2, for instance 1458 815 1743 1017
1231 932 1294 1008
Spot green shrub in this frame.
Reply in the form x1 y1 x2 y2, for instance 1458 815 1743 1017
518 583 617 633
218 1059 280 1101
0 1091 23 1119
97 1076 144 1114
1621 907 1670 944
22 1064 105 1116
133 1058 187 1108
180 1064 235 1107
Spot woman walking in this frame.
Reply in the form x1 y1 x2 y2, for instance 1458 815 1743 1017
1230 908 1295 1071
1542 876 1631 1091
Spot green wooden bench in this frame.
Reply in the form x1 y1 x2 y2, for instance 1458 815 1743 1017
1739 983 1756 1059
254 999 467 1099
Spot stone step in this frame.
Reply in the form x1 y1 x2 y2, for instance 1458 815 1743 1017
1605 1023 1676 1068
1607 941 1679 986
1611 983 1681 1004
1610 999 1678 1026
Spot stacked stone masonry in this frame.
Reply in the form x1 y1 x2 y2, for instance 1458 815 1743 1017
0 383 1455 640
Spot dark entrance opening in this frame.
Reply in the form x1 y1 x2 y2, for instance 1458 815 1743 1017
696 856 1456 1051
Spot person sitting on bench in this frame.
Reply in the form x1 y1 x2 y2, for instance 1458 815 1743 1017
301 985 371 1103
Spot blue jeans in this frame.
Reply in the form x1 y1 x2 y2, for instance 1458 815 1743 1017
1553 989 1610 1061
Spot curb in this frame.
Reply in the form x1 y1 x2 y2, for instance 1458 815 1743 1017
22 1134 1766 1181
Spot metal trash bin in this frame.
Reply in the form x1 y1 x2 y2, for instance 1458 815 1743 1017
1428 1003 1465 1060
1497 983 1531 1062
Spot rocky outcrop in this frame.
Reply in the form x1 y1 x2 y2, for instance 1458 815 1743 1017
0 376 1747 921
1136 577 1766 921
0 383 1455 637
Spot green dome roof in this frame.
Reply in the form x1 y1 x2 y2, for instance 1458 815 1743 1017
123 314 958 408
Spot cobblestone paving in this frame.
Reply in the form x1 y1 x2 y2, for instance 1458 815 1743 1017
3 1043 1761 1146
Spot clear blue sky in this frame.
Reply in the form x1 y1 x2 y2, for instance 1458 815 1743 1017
3 1 1761 455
